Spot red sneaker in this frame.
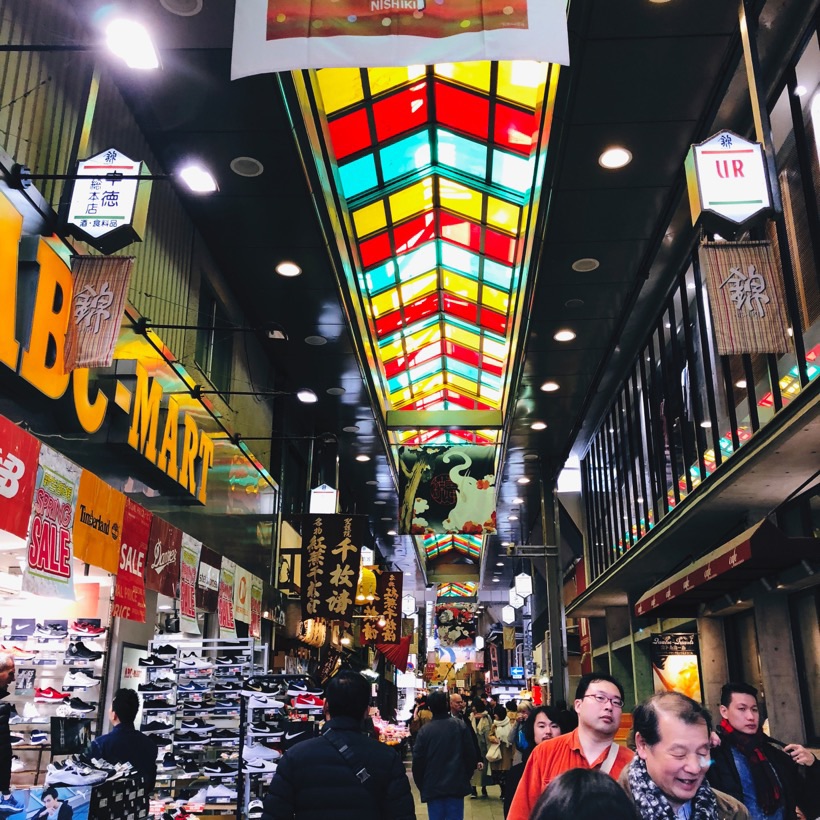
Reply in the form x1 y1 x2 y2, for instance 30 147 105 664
292 694 325 710
1 645 36 661
70 621 106 635
34 687 70 703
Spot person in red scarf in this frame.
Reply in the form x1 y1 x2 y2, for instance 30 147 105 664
707 683 819 820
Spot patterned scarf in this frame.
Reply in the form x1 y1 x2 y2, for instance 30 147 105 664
717 718 781 815
628 756 719 820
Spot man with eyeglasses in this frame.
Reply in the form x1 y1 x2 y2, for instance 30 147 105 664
507 673 634 820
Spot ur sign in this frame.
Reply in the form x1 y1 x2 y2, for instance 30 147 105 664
685 130 771 226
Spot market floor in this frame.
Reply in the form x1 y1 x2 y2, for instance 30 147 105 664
408 768 507 820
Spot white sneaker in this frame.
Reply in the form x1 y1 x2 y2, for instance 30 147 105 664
206 784 237 800
187 788 208 804
248 798 264 820
244 742 281 761
10 756 23 773
64 670 99 688
248 694 285 710
23 703 46 723
243 758 277 774
177 654 212 671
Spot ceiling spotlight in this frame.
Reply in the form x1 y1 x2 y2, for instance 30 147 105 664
512 497 524 504
540 381 560 392
599 146 632 169
355 454 371 462
496 562 504 567
179 164 217 193
516 477 530 485
340 636 351 646
553 329 576 342
387 530 397 536
501 541 511 547
106 19 160 69
276 261 302 277
531 421 547 431
664 322 671 329
492 578 500 583
508 515 518 521
305 335 327 346
735 380 747 389
571 258 599 273
366 480 378 486
296 389 318 404
343 425 360 433
687 282 696 290
795 84 808 97
700 420 712 428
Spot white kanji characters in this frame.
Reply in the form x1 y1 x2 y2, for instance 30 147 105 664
720 263 770 318
74 282 115 334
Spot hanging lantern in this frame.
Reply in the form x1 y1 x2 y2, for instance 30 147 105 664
401 594 417 616
514 571 533 598
501 605 516 624
509 588 525 609
356 566 377 603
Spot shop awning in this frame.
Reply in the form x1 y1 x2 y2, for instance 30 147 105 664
635 520 818 618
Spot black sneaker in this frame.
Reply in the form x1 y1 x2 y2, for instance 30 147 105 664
215 654 245 665
179 718 215 734
143 720 174 734
174 731 206 744
66 642 103 661
210 728 240 740
179 700 215 712
68 697 96 714
153 644 178 658
139 655 174 668
139 680 175 693
213 681 242 692
202 760 237 774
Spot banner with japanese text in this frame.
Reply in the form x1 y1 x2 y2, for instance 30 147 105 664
23 445 81 600
301 513 366 623
233 565 252 624
232 0 569 77
250 575 263 639
64 255 134 371
651 632 703 703
180 534 202 635
73 470 125 574
144 517 181 598
218 556 237 638
112 499 151 622
361 568 403 645
0 414 40 539
699 241 791 355
196 545 220 613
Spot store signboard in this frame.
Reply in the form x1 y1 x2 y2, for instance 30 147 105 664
250 575 263 638
112 499 152 622
196 545 220 613
309 483 337 514
144 516 181 598
218 556 237 638
234 564 252 624
179 533 202 635
0 414 40 539
73 469 125 574
23 445 81 600
650 632 703 703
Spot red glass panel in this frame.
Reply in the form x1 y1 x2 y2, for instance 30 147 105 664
443 391 476 410
493 103 537 156
484 227 516 265
393 212 436 254
478 307 507 335
443 293 478 324
443 341 480 369
327 109 372 160
375 309 404 336
359 232 392 268
403 293 440 325
440 212 481 253
478 353 504 377
407 341 443 368
411 391 445 410
372 84 428 142
434 82 489 142
384 355 406 378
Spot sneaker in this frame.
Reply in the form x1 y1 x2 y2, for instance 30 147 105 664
281 725 312 746
292 694 325 710
248 799 264 820
139 680 175 693
22 703 46 723
10 756 23 773
243 758 277 774
35 687 70 703
286 681 322 696
174 731 206 745
30 730 49 745
143 720 174 734
36 623 67 638
179 700 215 712
66 642 102 661
247 693 285 710
63 670 100 688
139 654 174 668
177 680 209 693
210 728 240 741
9 733 25 746
176 654 212 671
1 645 35 661
179 758 200 776
201 760 237 775
153 644 178 658
244 742 281 761
206 784 237 801
213 681 241 693
187 788 208 804
68 697 96 714
179 719 215 734
0 793 24 812
214 655 244 666
247 722 281 738
45 761 107 786
70 621 106 635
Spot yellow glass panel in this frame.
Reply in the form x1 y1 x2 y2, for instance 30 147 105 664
400 272 437 303
439 179 483 222
391 386 414 408
486 197 520 234
379 336 405 362
477 430 500 443
389 179 434 223
368 65 426 96
405 324 441 353
371 288 400 318
444 324 480 351
483 337 507 360
434 62 491 93
448 373 479 397
481 285 509 314
317 68 364 115
442 271 478 302
413 373 445 397
352 201 387 238
496 61 548 109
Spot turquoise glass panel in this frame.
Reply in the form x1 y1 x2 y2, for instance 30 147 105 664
491 149 534 193
409 357 443 383
440 243 480 278
483 258 513 290
397 243 437 282
338 154 378 198
436 129 487 179
387 372 410 392
380 133 432 182
446 358 480 381
479 370 502 390
365 259 397 295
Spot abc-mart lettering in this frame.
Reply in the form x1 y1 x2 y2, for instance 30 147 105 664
0 189 213 505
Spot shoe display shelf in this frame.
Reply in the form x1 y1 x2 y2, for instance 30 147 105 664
89 773 149 820
144 637 265 819
3 619 108 787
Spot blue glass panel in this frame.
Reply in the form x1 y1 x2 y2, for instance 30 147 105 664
479 371 502 390
409 357 443 383
441 243 480 278
491 150 535 193
380 133 432 182
397 243 437 282
338 154 378 198
387 372 411 393
446 358 480 381
436 129 487 179
365 259 397 295
483 258 513 290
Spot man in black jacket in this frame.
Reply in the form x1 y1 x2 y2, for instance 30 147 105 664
263 671 414 820
0 653 22 815
412 690 478 820
707 682 819 820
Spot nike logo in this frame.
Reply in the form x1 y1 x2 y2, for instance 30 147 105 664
285 731 306 740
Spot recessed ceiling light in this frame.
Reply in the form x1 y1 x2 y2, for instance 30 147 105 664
295 389 318 404
492 578 500 583
343 425 360 433
366 480 378 486
105 20 160 69
571 258 599 273
508 515 518 521
700 420 712 429
665 322 672 329
276 261 302 277
160 0 203 15
387 530 397 536
326 387 345 395
735 380 747 389
374 500 386 505
501 541 511 547
599 146 632 169
305 335 326 346
179 164 217 193
795 84 808 97
531 421 547 430
687 282 696 290
523 453 539 462
512 497 524 504
355 454 371 462
553 329 576 342
516 477 530 485
381 517 392 521
565 298 585 309
496 562 504 567
540 381 560 392
230 156 264 177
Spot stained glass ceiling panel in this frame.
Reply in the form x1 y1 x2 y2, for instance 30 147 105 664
437 582 479 599
420 534 483 559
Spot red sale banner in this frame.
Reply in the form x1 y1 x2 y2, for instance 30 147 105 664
218 556 237 638
0 415 40 539
180 534 202 635
112 499 152 623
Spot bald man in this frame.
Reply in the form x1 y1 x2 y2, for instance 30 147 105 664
0 653 22 814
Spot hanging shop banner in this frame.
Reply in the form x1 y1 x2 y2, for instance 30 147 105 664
699 241 791 355
73 470 125 574
231 0 569 78
218 557 237 638
361 569 404 645
278 520 303 597
144 517 182 598
196 545 221 613
503 625 516 651
112 499 152 622
64 255 135 371
250 575 263 639
301 513 366 623
399 445 497 535
23 445 81 600
651 632 703 703
234 564 252 624
179 534 202 635
435 602 478 647
0 414 41 540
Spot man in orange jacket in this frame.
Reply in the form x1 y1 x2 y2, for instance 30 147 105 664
507 673 633 820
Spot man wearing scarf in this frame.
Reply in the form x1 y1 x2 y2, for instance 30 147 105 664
708 683 819 820
621 692 748 820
